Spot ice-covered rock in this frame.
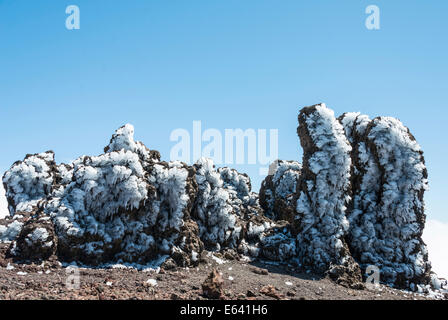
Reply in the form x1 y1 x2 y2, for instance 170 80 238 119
12 214 57 261
294 105 357 268
104 124 160 163
259 160 301 222
1 124 276 267
45 149 199 265
339 113 432 289
193 158 273 255
0 111 439 292
3 151 57 215
0 217 25 243
0 125 202 265
293 104 363 288
258 221 297 262
193 158 242 250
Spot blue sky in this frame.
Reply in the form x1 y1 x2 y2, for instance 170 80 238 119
1 0 447 222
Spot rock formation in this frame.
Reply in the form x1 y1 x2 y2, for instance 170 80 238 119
0 124 276 268
338 113 431 289
259 160 301 223
257 104 437 290
0 105 442 292
293 104 363 287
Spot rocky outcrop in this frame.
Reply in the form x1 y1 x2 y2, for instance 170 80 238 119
193 158 275 256
338 113 431 289
259 160 301 223
0 105 441 292
11 213 57 262
0 124 277 268
3 151 58 215
292 104 363 287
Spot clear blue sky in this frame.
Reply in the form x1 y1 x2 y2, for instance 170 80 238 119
1 1 447 222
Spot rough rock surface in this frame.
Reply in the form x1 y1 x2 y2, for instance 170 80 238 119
201 269 224 299
338 113 432 289
11 213 57 262
293 104 362 289
3 151 58 215
259 160 301 223
193 158 277 258
0 125 275 268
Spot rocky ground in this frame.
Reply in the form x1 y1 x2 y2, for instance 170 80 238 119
0 244 444 301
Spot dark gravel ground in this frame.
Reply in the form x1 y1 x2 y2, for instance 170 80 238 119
0 244 444 300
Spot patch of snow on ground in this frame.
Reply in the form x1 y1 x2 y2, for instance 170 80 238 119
146 279 158 286
207 252 227 265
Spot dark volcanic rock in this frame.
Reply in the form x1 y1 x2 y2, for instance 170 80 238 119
192 158 274 256
202 269 224 299
11 213 57 262
338 113 432 289
294 104 361 285
259 160 301 223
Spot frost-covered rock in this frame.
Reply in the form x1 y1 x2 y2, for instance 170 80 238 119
339 113 432 289
218 166 260 215
258 221 297 262
3 151 57 215
1 124 277 267
295 104 353 269
104 124 160 163
12 214 57 261
294 104 363 287
193 158 272 254
0 113 438 292
193 158 242 250
0 125 203 266
260 160 301 222
0 217 25 243
45 146 200 265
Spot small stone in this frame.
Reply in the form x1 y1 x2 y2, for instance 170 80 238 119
202 269 224 299
246 290 256 297
251 267 269 275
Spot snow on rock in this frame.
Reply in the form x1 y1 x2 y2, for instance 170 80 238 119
0 219 24 243
192 158 273 255
0 110 441 293
3 151 57 215
0 124 275 267
338 113 432 289
259 160 301 222
294 104 363 288
45 141 200 266
13 215 57 261
104 124 160 163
